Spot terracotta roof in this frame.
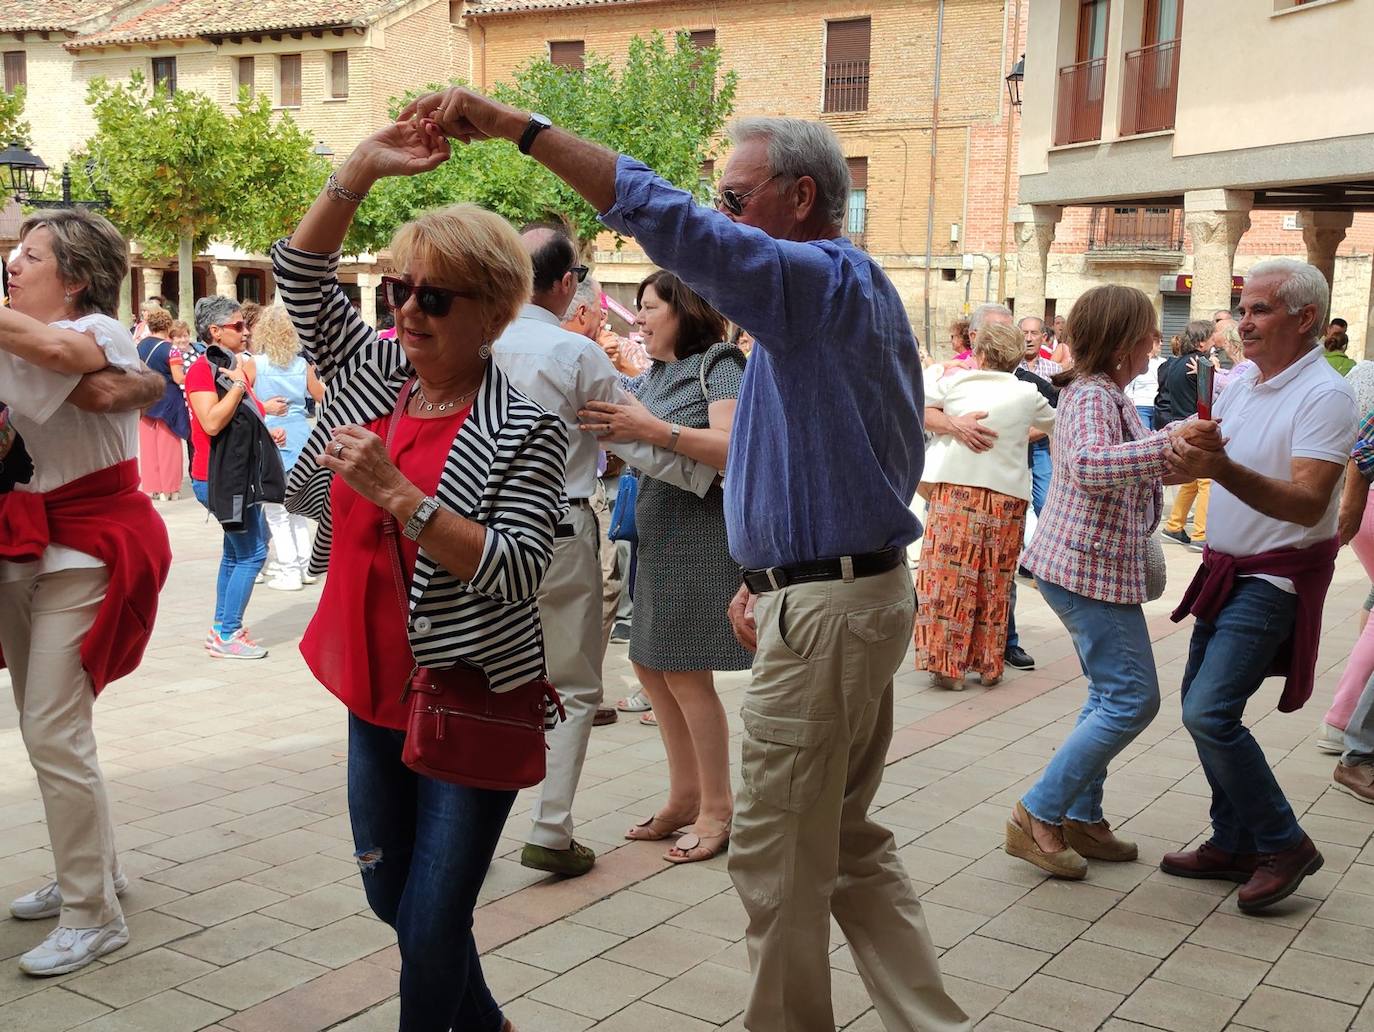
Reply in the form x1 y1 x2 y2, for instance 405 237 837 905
0 2 125 34
465 0 661 16
66 0 413 49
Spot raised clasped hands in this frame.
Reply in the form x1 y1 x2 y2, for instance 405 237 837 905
352 118 452 183
396 87 523 148
1166 418 1227 479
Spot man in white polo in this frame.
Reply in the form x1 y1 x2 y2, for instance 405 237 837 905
1162 258 1356 913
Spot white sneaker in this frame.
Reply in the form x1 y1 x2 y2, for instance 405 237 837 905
267 571 303 592
19 917 129 976
1317 721 1347 754
207 634 268 660
11 873 130 921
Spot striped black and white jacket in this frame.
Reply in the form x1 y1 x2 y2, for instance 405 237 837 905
271 240 569 701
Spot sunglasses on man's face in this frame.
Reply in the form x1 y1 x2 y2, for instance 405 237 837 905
713 174 779 217
381 276 477 318
570 264 589 284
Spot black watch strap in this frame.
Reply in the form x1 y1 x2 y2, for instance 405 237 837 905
518 113 553 155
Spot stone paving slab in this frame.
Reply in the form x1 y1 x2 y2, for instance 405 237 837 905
0 498 1371 1030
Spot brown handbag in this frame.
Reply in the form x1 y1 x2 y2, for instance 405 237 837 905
380 377 563 790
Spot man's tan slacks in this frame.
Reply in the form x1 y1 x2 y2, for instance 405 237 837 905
729 564 970 1032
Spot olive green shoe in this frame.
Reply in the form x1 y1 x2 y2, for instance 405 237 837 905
520 840 596 877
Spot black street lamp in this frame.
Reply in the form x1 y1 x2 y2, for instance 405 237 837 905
0 143 109 209
1005 54 1025 110
312 140 334 159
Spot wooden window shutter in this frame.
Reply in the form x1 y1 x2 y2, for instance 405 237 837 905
690 30 716 49
826 18 871 65
3 52 26 93
549 41 585 70
847 157 868 189
279 54 301 107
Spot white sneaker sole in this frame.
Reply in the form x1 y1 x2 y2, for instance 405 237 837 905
1333 779 1374 804
10 875 131 921
19 926 129 976
1317 740 1345 755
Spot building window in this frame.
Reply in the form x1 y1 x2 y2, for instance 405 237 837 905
236 271 265 305
689 29 716 49
697 158 715 203
3 51 25 93
235 56 255 96
329 51 349 99
846 157 868 249
151 56 177 95
549 41 585 70
824 18 870 113
278 54 301 107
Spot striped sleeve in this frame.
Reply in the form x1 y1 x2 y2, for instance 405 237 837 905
1062 384 1171 493
468 411 570 604
270 239 378 385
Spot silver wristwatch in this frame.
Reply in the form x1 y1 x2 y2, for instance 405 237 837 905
402 496 441 541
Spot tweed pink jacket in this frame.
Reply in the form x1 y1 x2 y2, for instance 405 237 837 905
1022 373 1172 604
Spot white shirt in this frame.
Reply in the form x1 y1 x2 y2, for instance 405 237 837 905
922 367 1056 501
1126 356 1164 407
1208 346 1357 591
0 313 142 581
494 304 715 500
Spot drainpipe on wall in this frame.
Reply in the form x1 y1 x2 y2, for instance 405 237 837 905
922 0 945 352
996 0 1024 306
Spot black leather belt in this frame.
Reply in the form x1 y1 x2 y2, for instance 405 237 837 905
568 497 591 507
742 547 905 594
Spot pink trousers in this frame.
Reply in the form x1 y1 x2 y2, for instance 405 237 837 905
138 416 184 495
1328 485 1374 730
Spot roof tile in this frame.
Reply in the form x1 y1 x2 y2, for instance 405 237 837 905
64 0 412 49
465 0 659 16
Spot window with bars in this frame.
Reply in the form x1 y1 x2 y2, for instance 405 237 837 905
151 56 177 95
549 41 585 70
236 56 255 96
824 18 871 113
329 51 349 98
846 157 868 248
3 52 25 93
278 54 301 107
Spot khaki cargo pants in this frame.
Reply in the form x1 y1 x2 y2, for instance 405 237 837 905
729 564 970 1032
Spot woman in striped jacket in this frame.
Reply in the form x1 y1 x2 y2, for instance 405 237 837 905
273 120 566 1032
1006 285 1224 882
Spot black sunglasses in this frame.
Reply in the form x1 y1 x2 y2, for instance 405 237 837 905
381 276 477 318
570 264 589 283
713 174 779 216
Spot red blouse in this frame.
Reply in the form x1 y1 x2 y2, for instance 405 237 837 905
300 406 470 729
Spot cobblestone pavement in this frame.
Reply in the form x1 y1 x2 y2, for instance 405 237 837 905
1 496 1372 1032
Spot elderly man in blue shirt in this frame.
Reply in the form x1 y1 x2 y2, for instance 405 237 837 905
400 88 968 1032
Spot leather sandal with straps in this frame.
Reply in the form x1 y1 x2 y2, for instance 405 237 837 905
625 813 694 842
665 820 730 864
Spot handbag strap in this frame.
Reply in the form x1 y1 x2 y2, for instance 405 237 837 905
380 377 419 663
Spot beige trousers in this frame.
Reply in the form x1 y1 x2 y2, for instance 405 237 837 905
528 506 606 850
0 567 123 928
591 484 622 652
729 565 970 1032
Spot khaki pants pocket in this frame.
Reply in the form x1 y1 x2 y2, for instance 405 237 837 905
740 708 832 813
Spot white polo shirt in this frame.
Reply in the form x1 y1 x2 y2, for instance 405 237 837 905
1207 345 1357 590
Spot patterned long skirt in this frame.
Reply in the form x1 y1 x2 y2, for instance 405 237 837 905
914 483 1028 681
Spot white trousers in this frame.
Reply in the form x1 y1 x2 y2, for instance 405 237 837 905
263 502 312 572
527 506 605 850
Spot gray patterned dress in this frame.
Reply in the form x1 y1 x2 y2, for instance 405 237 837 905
628 341 752 672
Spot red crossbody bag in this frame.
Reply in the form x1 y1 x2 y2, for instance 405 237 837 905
380 377 563 790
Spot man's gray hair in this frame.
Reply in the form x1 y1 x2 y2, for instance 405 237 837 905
1246 258 1330 342
728 117 850 226
194 295 243 344
564 276 601 321
970 303 1014 333
1017 314 1044 331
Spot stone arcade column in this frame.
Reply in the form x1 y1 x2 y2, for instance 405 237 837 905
356 271 381 329
142 270 165 304
1298 209 1354 291
1010 204 1062 321
211 263 237 299
1184 189 1252 320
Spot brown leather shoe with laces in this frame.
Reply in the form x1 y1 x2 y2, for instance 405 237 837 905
1159 841 1258 883
1237 835 1323 914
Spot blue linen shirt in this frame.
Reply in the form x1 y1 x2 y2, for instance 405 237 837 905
600 156 925 571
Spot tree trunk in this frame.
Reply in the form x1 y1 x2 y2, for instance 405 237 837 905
178 233 195 323
117 268 133 327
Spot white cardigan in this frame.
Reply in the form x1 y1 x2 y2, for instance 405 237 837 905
923 368 1056 501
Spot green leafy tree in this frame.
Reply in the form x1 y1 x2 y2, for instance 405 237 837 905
0 86 32 148
346 30 737 255
83 74 326 316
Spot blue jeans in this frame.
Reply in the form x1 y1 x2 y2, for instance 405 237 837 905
1135 405 1155 428
348 714 515 1032
192 479 267 637
1180 577 1303 854
1006 582 1019 651
1028 440 1052 517
1022 580 1160 824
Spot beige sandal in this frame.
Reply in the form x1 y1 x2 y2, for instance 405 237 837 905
665 820 730 864
1004 802 1087 879
625 813 694 842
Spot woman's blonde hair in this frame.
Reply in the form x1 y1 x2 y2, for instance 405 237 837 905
389 203 532 343
254 304 303 368
1054 285 1157 388
973 322 1024 372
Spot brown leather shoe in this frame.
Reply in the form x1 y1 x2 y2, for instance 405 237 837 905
1004 802 1087 879
1238 835 1323 914
593 706 618 727
1063 819 1138 862
1159 841 1259 883
1333 762 1374 804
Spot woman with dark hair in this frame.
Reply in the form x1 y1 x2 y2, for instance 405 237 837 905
578 270 747 863
1159 319 1215 550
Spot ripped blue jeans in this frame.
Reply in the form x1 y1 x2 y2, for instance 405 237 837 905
347 713 516 1032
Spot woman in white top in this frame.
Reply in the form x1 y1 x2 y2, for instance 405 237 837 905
917 322 1056 689
0 209 172 978
1124 329 1164 427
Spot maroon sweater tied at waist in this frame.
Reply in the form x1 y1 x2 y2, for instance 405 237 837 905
1170 537 1339 713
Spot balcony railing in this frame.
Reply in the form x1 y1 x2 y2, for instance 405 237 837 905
1087 206 1184 252
1054 56 1106 145
1120 39 1180 136
824 59 870 113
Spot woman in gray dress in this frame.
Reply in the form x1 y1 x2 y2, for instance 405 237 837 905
580 271 747 864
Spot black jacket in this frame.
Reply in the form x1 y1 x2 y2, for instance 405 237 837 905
205 345 285 530
0 418 33 493
1156 353 1198 429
